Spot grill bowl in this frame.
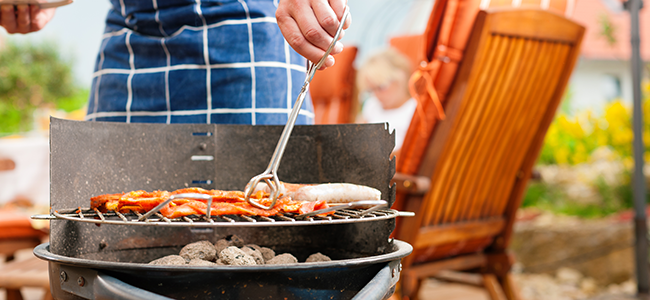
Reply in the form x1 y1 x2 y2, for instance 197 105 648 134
35 240 412 300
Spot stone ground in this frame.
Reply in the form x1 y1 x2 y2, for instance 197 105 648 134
510 209 635 287
415 272 640 300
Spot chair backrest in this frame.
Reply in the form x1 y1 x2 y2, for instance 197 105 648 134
389 0 575 72
397 9 584 262
310 46 359 124
395 0 575 180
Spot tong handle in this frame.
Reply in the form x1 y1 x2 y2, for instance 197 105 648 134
244 6 350 210
264 5 350 175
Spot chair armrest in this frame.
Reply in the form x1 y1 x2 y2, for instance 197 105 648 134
391 173 431 195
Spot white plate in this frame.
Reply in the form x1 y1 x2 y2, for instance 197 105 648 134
0 0 73 8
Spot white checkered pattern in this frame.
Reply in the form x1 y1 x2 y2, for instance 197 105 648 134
86 0 314 125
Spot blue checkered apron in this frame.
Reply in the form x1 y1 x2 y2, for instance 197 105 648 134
86 0 314 125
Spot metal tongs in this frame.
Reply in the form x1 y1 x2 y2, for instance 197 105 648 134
243 6 351 210
0 0 73 8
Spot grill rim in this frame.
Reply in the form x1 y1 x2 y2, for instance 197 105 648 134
34 240 413 272
37 208 403 227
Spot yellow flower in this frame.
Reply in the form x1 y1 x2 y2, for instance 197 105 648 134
554 148 570 165
572 143 589 164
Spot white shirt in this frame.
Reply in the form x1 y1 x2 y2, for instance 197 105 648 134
361 97 417 150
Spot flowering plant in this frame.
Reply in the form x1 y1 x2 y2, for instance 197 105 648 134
539 81 650 166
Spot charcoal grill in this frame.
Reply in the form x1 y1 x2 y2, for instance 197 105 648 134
36 118 413 300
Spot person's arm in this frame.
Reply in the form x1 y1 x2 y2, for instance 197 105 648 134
0 4 55 34
276 0 351 69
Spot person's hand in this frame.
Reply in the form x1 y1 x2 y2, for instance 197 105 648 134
0 4 55 34
276 0 351 69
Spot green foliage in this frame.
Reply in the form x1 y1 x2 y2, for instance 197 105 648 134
522 181 564 208
0 41 86 134
523 178 637 219
56 88 90 112
598 13 617 47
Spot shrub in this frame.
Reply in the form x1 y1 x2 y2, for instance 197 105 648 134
0 41 87 135
539 82 650 166
526 82 650 218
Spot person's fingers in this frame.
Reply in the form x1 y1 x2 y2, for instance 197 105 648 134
29 5 39 31
287 3 333 55
329 0 346 21
327 0 350 38
326 0 350 32
319 55 335 70
311 0 339 36
276 0 350 69
330 41 343 55
30 5 55 32
277 13 336 68
0 5 17 34
342 9 351 30
15 4 30 34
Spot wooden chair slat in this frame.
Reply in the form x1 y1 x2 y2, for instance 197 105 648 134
450 36 527 223
445 33 513 224
479 39 557 218
463 39 541 221
415 218 505 248
468 38 542 220
442 35 515 224
491 43 572 217
496 44 584 253
486 9 584 43
424 33 503 226
488 41 567 217
433 33 520 225
425 34 510 227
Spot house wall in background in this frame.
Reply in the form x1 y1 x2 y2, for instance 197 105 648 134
568 59 634 114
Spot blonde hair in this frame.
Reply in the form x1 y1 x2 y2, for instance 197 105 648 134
356 48 413 94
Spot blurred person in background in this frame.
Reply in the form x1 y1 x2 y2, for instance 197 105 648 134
0 0 350 125
357 48 417 154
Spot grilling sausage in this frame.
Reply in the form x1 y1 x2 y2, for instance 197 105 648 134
253 182 382 203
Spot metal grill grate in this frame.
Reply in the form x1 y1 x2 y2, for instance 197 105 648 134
33 208 409 227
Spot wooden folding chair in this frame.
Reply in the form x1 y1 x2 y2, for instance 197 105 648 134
0 159 51 300
392 9 585 300
310 46 359 124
